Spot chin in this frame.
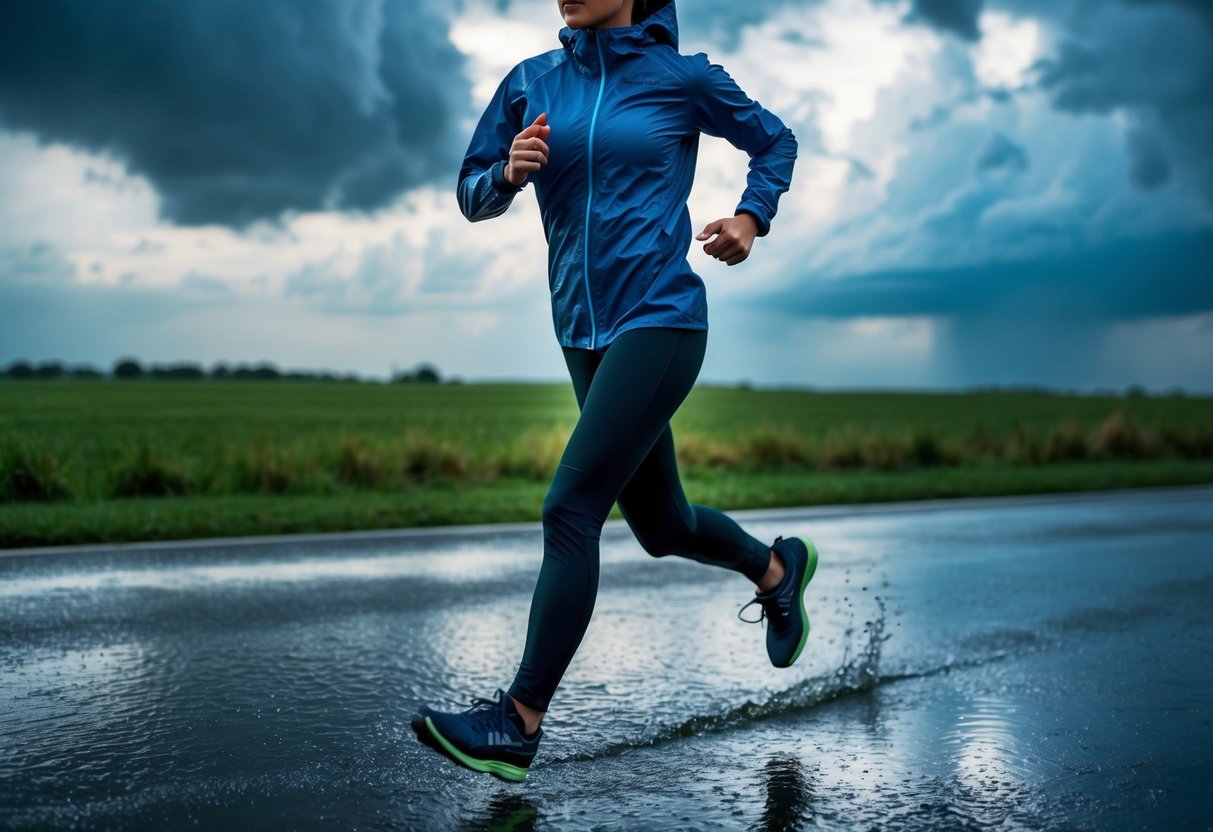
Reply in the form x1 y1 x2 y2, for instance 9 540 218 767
561 6 589 26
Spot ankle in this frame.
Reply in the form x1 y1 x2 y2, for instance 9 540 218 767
509 694 545 736
756 548 785 593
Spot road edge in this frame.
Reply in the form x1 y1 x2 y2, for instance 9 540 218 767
3 482 1211 560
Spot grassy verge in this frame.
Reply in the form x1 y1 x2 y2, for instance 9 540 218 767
4 461 1210 549
3 381 1211 548
3 382 1212 503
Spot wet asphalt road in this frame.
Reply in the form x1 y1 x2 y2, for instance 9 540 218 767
2 486 1211 830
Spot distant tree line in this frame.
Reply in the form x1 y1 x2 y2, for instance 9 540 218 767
391 363 443 384
3 358 449 384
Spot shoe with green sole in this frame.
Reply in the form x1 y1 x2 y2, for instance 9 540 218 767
739 535 819 668
411 688 542 782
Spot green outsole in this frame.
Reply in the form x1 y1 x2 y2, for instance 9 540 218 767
782 535 818 668
424 717 530 782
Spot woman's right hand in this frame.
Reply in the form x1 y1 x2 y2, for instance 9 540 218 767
504 113 551 187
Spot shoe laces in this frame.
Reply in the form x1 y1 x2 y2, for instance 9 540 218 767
461 687 511 732
738 536 791 627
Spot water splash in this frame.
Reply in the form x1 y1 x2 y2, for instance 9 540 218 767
548 598 890 764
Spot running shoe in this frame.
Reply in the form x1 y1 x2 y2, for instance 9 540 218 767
738 535 819 668
411 688 542 782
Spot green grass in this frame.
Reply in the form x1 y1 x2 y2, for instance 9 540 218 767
1 380 1211 548
3 462 1211 549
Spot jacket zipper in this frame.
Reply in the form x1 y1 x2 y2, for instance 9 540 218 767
582 34 606 349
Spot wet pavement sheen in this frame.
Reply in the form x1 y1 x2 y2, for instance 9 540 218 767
2 487 1211 830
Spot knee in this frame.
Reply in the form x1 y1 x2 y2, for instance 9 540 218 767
625 505 698 559
632 526 686 559
541 483 602 546
541 488 573 533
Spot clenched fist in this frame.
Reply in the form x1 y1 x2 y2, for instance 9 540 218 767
696 212 760 266
504 113 551 187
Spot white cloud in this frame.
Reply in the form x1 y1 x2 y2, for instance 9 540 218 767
972 11 1041 89
0 131 158 259
450 6 557 113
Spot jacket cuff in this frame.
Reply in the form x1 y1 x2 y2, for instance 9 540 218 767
491 159 525 194
735 205 771 237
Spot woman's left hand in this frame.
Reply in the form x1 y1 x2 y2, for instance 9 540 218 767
696 213 759 266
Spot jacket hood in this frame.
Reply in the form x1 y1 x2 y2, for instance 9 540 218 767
559 0 678 72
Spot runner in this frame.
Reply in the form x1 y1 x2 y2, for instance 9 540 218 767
412 0 814 782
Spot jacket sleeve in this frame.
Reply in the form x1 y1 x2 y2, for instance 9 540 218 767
688 54 798 237
457 65 527 223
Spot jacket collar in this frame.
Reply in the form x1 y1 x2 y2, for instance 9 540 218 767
559 0 678 74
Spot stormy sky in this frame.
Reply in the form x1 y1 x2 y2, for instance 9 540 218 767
1 0 1210 390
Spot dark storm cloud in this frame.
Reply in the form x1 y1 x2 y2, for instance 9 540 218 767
1125 0 1213 27
0 0 470 228
1029 1 1213 201
906 0 984 41
756 230 1213 321
871 0 983 40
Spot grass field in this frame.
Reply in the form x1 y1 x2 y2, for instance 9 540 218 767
2 380 1212 547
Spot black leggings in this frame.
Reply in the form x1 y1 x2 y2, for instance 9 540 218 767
507 327 773 712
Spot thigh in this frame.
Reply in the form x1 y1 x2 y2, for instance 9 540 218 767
556 328 706 508
560 345 601 411
616 423 697 541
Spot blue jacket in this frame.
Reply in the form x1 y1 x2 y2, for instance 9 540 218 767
457 0 797 350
